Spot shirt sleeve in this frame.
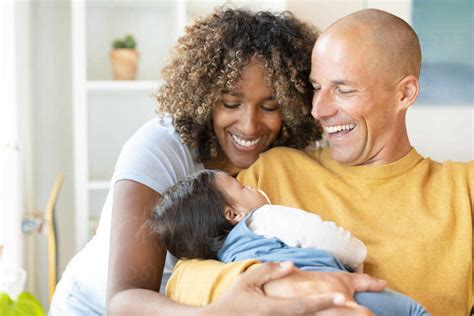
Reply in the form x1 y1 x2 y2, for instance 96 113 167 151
236 158 261 188
166 259 260 305
469 162 474 306
111 119 202 194
249 205 367 270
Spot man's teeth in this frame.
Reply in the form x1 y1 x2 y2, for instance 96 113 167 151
231 134 261 147
325 124 356 134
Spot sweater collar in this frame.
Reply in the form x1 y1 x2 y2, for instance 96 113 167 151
316 147 424 179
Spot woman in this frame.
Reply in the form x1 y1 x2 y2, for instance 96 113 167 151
50 8 377 315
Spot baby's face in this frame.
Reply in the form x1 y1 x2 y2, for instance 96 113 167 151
215 172 268 219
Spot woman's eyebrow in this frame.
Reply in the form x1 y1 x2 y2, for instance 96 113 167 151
222 92 275 101
222 90 241 97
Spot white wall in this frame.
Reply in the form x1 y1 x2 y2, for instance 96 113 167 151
287 0 412 30
407 105 473 162
26 0 75 308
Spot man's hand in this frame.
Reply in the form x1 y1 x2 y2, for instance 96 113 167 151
264 267 386 298
204 262 374 316
263 267 387 315
355 263 364 274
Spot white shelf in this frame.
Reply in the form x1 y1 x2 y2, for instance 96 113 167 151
86 80 162 92
73 0 288 251
72 0 174 250
87 180 110 190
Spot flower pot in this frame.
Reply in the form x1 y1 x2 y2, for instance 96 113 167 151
109 48 139 80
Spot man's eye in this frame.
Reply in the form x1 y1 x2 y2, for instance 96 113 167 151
337 87 355 94
223 103 241 109
313 86 321 92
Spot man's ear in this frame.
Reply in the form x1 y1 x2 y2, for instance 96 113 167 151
396 75 419 110
224 205 239 224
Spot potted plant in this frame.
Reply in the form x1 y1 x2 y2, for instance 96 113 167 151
110 34 139 80
0 246 44 316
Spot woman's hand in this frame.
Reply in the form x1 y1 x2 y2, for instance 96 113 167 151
204 262 374 316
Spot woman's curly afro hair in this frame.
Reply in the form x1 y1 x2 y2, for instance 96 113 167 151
156 7 322 162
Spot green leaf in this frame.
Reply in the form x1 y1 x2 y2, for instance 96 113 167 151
0 292 14 315
112 39 124 49
123 35 136 49
0 292 45 316
112 35 136 49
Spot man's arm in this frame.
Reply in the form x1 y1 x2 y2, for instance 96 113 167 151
207 262 375 315
168 258 386 311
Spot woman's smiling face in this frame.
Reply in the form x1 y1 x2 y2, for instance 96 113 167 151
212 60 282 169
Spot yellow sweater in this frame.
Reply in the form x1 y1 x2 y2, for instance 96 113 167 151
167 147 473 316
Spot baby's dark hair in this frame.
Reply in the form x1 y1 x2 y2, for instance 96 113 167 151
149 170 234 260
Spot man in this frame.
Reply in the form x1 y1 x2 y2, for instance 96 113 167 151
168 9 473 315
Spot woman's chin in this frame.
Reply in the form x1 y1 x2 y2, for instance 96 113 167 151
230 158 256 170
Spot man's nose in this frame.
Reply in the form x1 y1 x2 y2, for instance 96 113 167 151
312 89 337 119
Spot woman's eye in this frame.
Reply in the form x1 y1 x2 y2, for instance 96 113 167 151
261 104 279 112
223 103 241 109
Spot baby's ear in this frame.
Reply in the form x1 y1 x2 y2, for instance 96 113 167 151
224 205 239 224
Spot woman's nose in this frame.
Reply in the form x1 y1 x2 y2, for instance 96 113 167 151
239 106 259 135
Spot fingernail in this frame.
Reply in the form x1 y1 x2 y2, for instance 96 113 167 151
333 294 346 305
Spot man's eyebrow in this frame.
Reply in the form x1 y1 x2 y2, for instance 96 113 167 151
308 78 353 86
332 80 351 85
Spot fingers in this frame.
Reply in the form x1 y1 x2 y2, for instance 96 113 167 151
263 292 348 315
348 273 387 293
315 304 376 316
240 261 295 288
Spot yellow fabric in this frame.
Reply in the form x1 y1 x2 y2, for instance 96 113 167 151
167 147 473 316
237 147 473 316
166 259 260 306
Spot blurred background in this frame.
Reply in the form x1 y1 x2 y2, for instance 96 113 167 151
1 0 472 310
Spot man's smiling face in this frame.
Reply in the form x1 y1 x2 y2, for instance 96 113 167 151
310 30 402 166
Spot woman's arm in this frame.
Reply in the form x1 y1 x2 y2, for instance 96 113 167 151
106 180 198 314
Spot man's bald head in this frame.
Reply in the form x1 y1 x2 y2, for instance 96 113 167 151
310 9 422 166
324 9 422 81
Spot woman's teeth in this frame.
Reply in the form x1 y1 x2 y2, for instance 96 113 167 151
231 134 261 147
325 124 356 134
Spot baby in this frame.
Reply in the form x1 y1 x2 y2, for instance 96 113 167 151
150 170 430 316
